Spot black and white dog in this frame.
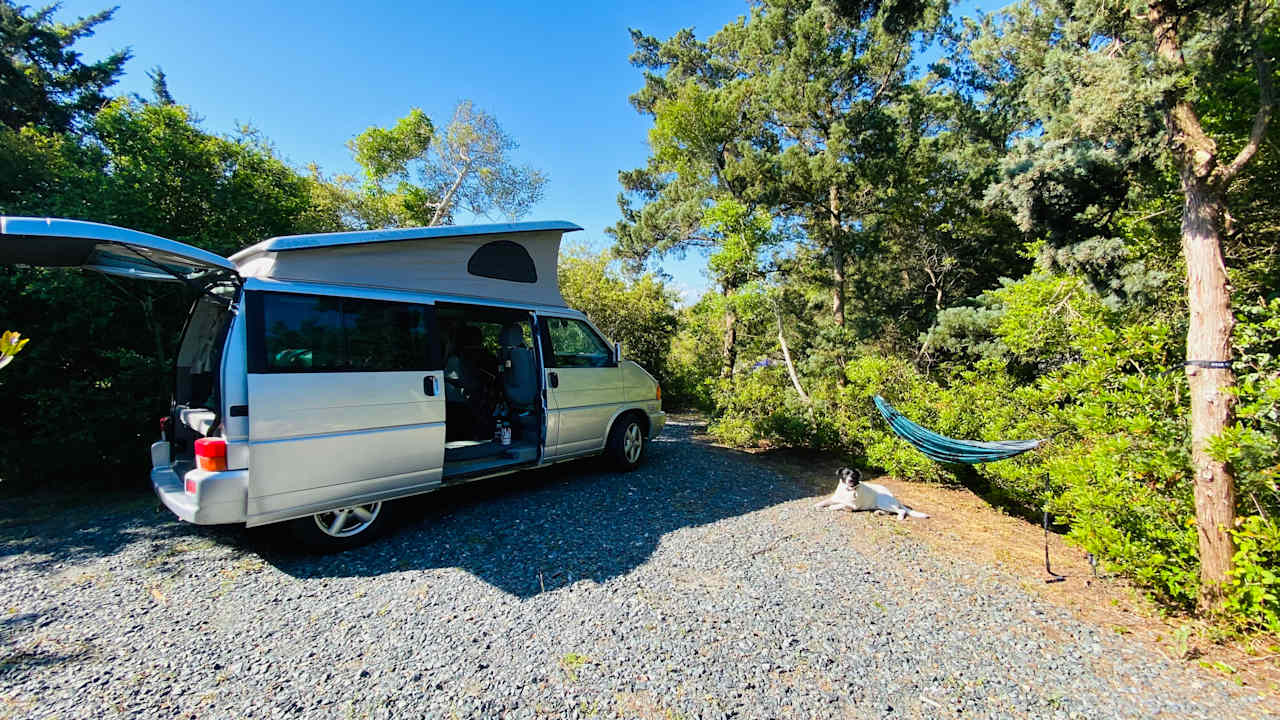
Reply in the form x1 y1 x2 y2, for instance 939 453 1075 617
815 467 929 520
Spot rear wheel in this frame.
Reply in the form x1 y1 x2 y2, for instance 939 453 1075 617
607 414 646 471
287 500 389 552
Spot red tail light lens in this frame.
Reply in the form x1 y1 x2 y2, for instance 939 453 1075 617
194 437 227 472
656 384 662 401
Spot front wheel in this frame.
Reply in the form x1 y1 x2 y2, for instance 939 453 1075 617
287 500 389 552
607 415 646 471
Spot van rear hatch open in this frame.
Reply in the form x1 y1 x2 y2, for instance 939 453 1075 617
0 217 237 281
0 216 242 455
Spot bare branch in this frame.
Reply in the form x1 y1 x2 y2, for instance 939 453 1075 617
431 158 473 226
1217 27 1274 185
870 42 907 105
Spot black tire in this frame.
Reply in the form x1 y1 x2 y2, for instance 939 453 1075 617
285 500 391 552
606 413 647 471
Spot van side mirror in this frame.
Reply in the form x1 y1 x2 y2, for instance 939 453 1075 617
614 341 623 363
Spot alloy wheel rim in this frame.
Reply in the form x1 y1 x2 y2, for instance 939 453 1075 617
623 423 643 463
314 502 382 538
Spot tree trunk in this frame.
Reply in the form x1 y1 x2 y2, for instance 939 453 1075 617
431 156 473 226
829 185 846 329
777 316 809 403
1181 174 1237 610
1146 0 1262 611
829 184 847 386
721 291 737 380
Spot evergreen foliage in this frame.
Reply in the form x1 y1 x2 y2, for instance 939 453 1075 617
0 2 128 132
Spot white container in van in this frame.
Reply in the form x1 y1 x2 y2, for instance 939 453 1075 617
0 217 665 549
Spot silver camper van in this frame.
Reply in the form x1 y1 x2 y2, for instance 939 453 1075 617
0 217 665 549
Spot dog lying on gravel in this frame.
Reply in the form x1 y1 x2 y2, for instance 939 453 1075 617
815 468 929 520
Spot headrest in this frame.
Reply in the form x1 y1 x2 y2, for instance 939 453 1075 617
457 325 484 348
499 324 525 348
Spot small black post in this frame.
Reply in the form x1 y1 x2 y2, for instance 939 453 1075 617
1043 473 1066 583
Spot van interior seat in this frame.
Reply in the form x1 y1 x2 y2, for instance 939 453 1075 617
500 324 537 408
442 338 466 404
444 324 496 439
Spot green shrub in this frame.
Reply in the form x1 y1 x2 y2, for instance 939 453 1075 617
0 102 344 490
707 368 838 449
1227 516 1280 634
1216 299 1280 632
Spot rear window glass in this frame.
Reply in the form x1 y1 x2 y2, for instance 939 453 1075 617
175 295 233 407
344 299 431 371
467 240 537 283
257 293 430 372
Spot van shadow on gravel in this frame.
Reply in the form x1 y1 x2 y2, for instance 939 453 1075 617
263 420 811 598
0 489 196 573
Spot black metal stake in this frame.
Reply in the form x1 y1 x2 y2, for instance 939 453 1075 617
1043 473 1066 583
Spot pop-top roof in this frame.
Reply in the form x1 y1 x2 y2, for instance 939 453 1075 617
230 221 583 307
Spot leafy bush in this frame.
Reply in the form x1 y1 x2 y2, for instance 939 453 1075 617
0 101 343 490
1227 516 1280 634
660 295 728 410
707 367 838 449
1217 298 1280 632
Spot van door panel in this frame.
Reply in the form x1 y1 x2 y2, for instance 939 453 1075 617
243 291 444 523
246 371 445 519
0 216 238 279
546 367 621 456
540 316 622 458
220 307 250 468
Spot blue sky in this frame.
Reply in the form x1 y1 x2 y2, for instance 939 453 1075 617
59 0 995 302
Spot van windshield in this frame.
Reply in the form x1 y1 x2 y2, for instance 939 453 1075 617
175 294 232 409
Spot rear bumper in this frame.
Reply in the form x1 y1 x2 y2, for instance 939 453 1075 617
151 464 248 525
648 410 666 439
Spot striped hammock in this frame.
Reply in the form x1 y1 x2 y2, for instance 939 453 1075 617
873 396 1045 464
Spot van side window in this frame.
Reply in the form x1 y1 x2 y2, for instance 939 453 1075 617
343 298 430 371
543 317 613 368
255 292 431 372
262 294 344 371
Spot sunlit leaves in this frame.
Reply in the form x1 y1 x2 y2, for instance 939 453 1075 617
0 330 28 369
349 108 434 188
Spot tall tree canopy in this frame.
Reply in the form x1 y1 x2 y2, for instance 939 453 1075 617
613 0 954 379
347 101 547 228
0 1 128 132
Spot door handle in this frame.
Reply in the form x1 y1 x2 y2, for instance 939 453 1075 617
424 376 436 396
548 371 559 389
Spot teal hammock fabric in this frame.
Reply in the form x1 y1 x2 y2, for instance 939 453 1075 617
873 395 1046 464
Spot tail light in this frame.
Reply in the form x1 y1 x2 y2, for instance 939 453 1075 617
656 384 662 401
194 437 227 473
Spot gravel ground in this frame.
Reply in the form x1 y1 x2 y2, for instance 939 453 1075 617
0 419 1270 719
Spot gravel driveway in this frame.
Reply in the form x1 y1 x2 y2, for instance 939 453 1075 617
0 420 1269 719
